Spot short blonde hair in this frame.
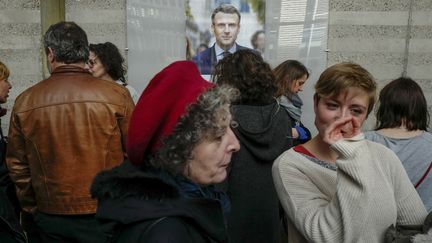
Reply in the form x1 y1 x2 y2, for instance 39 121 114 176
315 62 376 116
0 61 10 81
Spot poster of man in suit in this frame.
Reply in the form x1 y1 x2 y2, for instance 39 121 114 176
186 0 265 75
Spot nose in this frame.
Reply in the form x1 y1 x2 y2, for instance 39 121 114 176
84 63 91 71
226 127 240 153
223 24 230 32
337 109 354 130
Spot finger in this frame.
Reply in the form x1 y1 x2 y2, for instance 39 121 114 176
323 116 352 144
340 117 362 138
331 116 352 130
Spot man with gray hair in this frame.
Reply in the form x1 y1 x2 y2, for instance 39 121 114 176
6 21 134 242
192 4 248 75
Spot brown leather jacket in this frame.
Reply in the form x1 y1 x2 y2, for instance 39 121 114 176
6 65 135 215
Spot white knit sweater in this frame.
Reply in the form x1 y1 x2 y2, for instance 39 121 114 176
272 134 427 243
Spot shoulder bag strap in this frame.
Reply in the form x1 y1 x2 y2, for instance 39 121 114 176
415 162 432 189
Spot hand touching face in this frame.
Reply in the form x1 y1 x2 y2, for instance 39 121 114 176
314 87 369 145
322 116 361 145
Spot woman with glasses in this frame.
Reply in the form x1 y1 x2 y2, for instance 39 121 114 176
88 42 138 104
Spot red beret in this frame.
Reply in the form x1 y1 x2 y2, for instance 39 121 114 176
126 61 214 166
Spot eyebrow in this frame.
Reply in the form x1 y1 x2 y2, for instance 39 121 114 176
350 104 367 110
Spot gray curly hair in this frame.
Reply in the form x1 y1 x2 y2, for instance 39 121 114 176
150 85 239 175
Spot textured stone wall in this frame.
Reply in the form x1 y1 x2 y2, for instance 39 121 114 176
0 0 42 132
65 0 127 62
327 0 432 130
409 0 432 124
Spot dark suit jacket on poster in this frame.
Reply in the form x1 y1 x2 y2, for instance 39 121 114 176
192 44 248 75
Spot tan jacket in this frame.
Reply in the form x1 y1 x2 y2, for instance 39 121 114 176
6 65 135 215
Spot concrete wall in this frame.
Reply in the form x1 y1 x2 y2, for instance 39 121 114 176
65 0 127 58
327 0 432 130
410 0 432 122
0 0 42 132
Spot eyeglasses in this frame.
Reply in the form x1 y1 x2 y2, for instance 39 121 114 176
87 58 98 67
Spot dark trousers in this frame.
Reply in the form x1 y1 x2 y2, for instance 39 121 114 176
34 212 105 243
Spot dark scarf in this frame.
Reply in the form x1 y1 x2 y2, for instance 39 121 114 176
140 167 231 216
174 175 231 216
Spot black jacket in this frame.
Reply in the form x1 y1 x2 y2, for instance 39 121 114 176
90 161 229 243
224 101 293 243
0 125 26 243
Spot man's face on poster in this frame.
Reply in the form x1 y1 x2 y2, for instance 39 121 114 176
212 12 240 50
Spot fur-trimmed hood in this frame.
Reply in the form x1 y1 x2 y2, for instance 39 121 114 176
90 160 228 241
90 160 180 202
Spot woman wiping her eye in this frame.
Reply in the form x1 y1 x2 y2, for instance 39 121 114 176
272 62 427 243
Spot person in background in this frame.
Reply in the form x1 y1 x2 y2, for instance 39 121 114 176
273 60 311 145
250 30 265 55
88 42 139 104
196 43 208 54
365 77 432 212
213 49 293 243
273 62 427 242
0 61 26 243
91 61 240 242
6 22 134 243
192 4 248 75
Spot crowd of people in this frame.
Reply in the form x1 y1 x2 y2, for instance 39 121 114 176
0 4 432 243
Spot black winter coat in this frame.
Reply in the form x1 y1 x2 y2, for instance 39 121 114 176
90 161 229 243
0 127 26 243
224 101 293 243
